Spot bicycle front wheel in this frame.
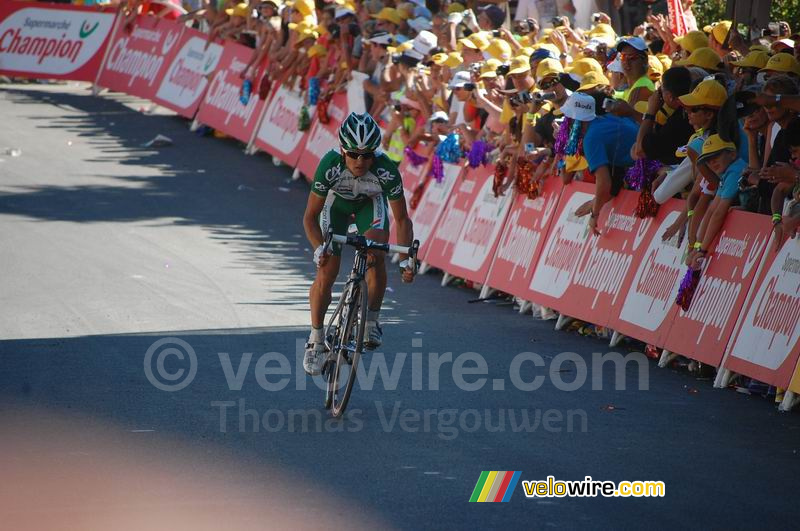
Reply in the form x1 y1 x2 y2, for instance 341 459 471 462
331 279 368 418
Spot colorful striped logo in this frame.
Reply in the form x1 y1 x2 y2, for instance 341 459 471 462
469 471 521 502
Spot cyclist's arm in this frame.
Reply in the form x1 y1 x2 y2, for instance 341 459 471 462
304 193 326 249
389 198 414 261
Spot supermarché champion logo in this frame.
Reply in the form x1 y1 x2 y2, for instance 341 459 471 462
0 9 113 72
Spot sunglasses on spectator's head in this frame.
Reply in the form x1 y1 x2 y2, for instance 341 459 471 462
344 150 375 160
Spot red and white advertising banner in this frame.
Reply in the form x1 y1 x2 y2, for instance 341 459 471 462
529 185 667 327
151 27 222 118
659 211 771 366
0 1 116 81
424 165 489 274
96 15 181 99
414 162 463 261
612 201 689 346
253 81 308 167
426 165 515 284
483 177 562 300
388 150 429 245
721 235 800 389
295 92 348 182
194 40 266 143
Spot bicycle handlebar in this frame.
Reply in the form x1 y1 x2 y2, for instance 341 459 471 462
322 229 420 271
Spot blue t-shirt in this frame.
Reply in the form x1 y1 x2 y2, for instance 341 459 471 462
583 115 639 173
717 158 747 200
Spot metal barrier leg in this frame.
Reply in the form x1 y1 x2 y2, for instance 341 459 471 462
519 300 532 314
657 349 678 369
609 330 625 348
292 168 302 181
418 262 430 275
713 368 735 388
555 314 572 331
441 272 452 287
779 391 800 412
479 285 494 299
189 118 202 132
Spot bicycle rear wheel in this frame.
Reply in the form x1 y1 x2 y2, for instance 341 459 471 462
331 279 367 418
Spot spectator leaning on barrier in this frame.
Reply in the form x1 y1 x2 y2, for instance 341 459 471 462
566 91 639 235
688 134 748 268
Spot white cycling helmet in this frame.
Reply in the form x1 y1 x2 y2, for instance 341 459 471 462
339 112 382 152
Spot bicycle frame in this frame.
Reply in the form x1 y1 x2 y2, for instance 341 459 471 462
320 229 419 417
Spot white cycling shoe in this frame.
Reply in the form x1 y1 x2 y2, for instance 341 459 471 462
303 342 327 376
364 321 382 350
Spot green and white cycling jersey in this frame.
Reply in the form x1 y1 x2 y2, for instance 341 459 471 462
311 150 404 202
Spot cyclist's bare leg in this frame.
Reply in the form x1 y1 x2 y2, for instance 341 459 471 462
309 255 342 328
363 228 388 312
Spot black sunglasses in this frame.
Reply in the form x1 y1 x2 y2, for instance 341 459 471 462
686 106 716 114
344 150 375 160
539 78 559 90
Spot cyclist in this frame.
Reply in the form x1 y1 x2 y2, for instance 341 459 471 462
302 112 416 376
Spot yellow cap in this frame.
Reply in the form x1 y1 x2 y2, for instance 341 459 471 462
648 54 664 81
225 2 251 17
697 134 736 163
288 19 314 30
567 57 604 77
287 0 315 18
391 40 414 53
447 2 466 14
298 29 319 42
307 43 327 58
731 50 769 69
371 7 404 26
678 79 727 108
577 70 610 91
432 51 463 68
479 58 503 78
749 44 769 53
710 20 732 45
459 31 491 51
485 39 512 61
507 55 532 75
674 30 708 53
760 52 800 75
588 23 616 41
675 47 723 71
535 57 563 80
656 53 672 71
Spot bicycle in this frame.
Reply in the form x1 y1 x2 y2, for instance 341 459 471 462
320 228 419 417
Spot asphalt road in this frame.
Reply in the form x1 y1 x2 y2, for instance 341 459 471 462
1 84 799 530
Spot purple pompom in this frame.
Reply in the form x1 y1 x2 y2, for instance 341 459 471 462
554 117 573 156
468 140 491 168
675 267 702 311
625 158 662 191
404 146 428 167
431 154 444 183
